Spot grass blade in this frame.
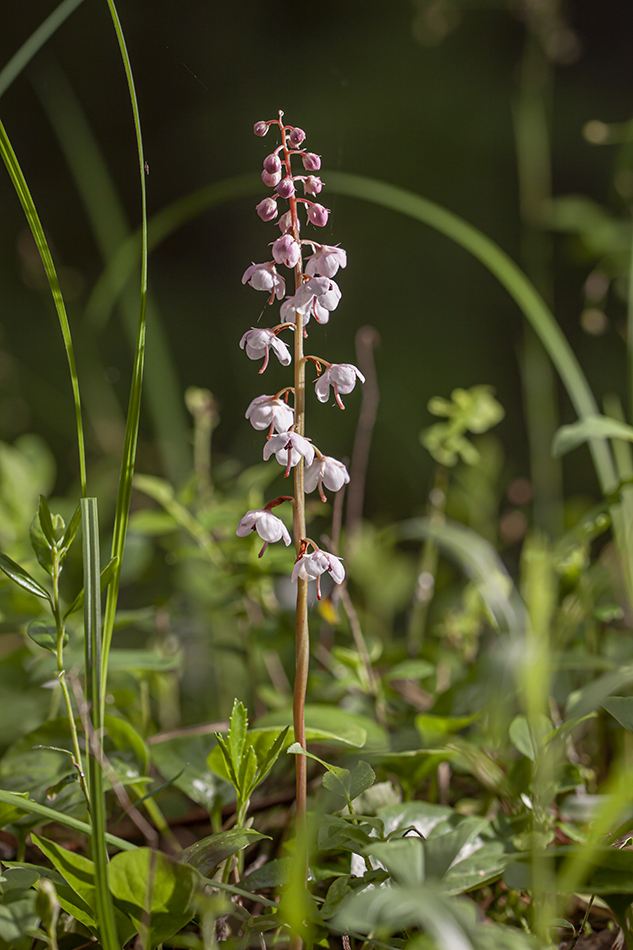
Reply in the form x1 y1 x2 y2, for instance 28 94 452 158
100 0 149 701
0 0 87 99
0 118 87 496
82 498 119 950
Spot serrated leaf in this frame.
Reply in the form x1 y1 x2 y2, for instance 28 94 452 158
0 552 50 600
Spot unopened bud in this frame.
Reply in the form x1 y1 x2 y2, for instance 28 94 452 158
304 176 323 196
288 127 306 146
278 210 295 233
254 121 269 136
263 154 282 174
277 177 296 199
262 169 282 188
256 197 278 222
307 203 330 227
302 152 321 172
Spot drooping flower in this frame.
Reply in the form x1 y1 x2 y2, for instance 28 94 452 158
277 177 296 199
236 508 291 558
263 154 282 174
302 152 321 171
272 234 302 268
242 262 285 300
254 121 269 136
245 395 294 433
262 169 282 188
256 197 278 222
305 245 347 278
314 363 365 409
304 455 350 502
263 429 314 477
240 328 291 373
291 549 345 598
280 277 342 326
304 176 323 196
288 127 306 146
307 203 330 227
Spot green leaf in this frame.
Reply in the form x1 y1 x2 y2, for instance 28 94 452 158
209 734 237 788
63 555 119 618
105 715 150 775
423 817 489 881
0 789 134 851
30 511 54 576
255 704 389 749
384 659 435 682
0 792 30 830
365 837 425 886
0 890 38 947
108 848 202 950
508 714 553 761
37 495 56 546
553 414 633 458
150 734 232 812
27 621 62 654
0 553 50 600
228 699 248 775
317 815 376 854
602 696 633 733
32 835 136 945
252 726 289 785
566 667 633 718
60 503 81 554
181 828 270 876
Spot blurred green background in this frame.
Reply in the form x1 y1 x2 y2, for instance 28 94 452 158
0 0 632 522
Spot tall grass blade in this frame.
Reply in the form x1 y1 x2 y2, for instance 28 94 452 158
0 118 87 496
81 498 118 950
100 0 149 701
0 789 135 850
34 61 191 482
0 0 87 98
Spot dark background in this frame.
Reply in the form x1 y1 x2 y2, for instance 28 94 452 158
1 0 632 523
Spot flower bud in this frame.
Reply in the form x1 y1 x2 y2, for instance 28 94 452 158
307 203 330 227
256 197 278 222
288 127 306 146
302 152 321 171
263 153 282 174
272 234 301 268
277 176 296 199
278 210 294 233
254 121 269 136
262 169 282 188
304 176 323 196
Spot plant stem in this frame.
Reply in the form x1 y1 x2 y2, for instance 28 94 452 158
280 117 309 947
52 554 89 805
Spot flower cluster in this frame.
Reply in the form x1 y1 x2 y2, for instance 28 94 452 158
236 112 365 597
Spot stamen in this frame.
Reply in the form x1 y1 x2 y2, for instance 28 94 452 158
258 541 269 558
318 482 327 504
334 384 346 410
259 346 270 374
316 575 322 600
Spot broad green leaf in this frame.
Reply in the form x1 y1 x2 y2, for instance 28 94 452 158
181 828 270 876
27 621 62 654
239 857 291 890
508 714 553 761
108 848 202 949
0 891 38 947
0 553 50 600
442 840 507 894
423 817 489 881
317 815 376 854
0 867 40 892
32 835 135 944
365 837 425 886
150 734 232 812
553 414 633 458
602 696 633 734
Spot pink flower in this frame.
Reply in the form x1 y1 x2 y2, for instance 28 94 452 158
263 154 282 174
256 197 278 222
307 203 329 227
254 121 269 137
280 276 342 326
245 395 294 433
242 262 285 301
240 328 291 373
262 169 282 188
288 127 306 146
314 363 365 409
278 211 294 233
263 430 314 477
302 152 321 172
291 549 345 598
304 176 323 196
237 509 291 558
305 245 347 278
304 455 350 502
277 177 296 199
272 234 301 269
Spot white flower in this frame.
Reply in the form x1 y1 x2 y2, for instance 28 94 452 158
263 429 314 477
239 328 291 373
236 509 291 558
280 277 342 326
305 245 347 278
291 549 345 598
245 395 294 433
314 363 365 409
304 456 350 502
242 262 285 301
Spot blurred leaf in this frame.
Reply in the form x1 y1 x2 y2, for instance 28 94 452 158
508 714 553 761
601 696 633 734
27 621 62 654
365 837 425 885
385 659 435 681
181 828 269 876
150 734 232 812
553 415 633 458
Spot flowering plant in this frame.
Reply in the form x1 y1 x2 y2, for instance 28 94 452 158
236 112 365 856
